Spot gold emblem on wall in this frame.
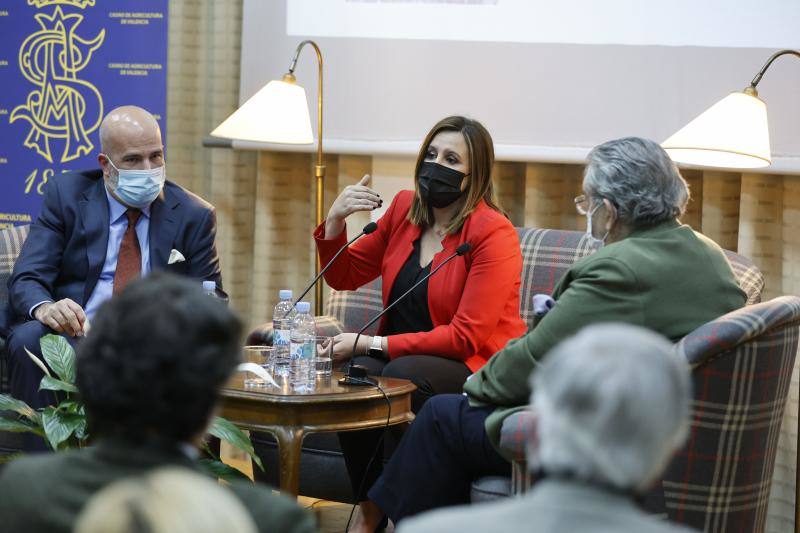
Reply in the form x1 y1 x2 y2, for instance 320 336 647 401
10 5 104 164
26 0 96 10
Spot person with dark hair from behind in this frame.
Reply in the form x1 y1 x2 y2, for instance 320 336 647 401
0 273 315 533
399 324 697 533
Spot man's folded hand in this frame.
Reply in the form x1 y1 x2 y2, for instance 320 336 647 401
33 298 87 337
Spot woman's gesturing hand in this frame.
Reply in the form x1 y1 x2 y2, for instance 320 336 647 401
325 174 382 238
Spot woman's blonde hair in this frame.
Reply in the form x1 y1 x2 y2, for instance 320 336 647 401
74 467 257 533
408 116 503 234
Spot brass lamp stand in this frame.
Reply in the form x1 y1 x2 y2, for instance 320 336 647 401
210 40 327 315
287 40 326 316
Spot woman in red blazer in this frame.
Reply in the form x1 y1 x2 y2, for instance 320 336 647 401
315 116 526 530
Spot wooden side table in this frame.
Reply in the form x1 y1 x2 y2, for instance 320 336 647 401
219 372 416 496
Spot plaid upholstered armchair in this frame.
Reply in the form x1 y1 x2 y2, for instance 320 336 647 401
247 228 781 513
0 224 31 455
496 296 800 533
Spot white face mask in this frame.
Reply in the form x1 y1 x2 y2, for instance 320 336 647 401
104 156 165 209
586 202 610 247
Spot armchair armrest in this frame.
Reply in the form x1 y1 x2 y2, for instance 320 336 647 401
499 410 537 495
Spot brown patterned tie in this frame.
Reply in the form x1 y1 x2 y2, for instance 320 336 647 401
113 209 142 295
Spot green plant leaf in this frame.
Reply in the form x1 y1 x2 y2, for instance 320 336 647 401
0 417 44 437
24 347 52 379
41 407 83 450
208 417 263 472
39 376 78 394
196 458 252 483
74 418 88 442
0 394 39 423
40 334 76 384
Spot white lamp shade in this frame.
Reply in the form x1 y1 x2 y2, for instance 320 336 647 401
210 80 314 144
662 91 771 169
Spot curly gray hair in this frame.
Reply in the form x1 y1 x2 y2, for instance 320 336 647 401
584 137 690 228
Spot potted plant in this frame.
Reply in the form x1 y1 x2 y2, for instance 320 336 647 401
0 334 262 481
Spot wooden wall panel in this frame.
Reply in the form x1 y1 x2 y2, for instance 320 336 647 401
561 165 585 232
771 176 800 533
166 0 258 323
524 163 568 229
701 171 741 252
370 156 415 221
493 162 526 227
251 152 313 326
338 155 373 240
738 173 783 300
681 169 704 231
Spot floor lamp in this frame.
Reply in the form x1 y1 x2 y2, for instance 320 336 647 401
662 48 800 532
211 40 327 316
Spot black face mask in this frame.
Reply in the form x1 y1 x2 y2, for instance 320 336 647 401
418 161 467 208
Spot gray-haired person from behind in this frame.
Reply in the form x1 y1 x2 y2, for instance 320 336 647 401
579 136 690 246
399 324 697 533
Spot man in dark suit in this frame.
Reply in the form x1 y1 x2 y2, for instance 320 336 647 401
0 273 315 533
5 105 222 418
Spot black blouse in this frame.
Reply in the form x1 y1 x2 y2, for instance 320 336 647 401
384 238 434 335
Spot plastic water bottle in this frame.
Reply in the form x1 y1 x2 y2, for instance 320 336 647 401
202 280 217 297
272 290 294 376
289 301 316 391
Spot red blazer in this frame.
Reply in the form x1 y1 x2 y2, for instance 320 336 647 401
314 190 526 372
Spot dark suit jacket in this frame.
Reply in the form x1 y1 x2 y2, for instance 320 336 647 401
0 439 315 533
5 169 222 328
464 219 747 451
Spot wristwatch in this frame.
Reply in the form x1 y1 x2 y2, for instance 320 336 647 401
368 335 383 357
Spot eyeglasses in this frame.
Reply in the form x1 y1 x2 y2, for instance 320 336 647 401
574 194 590 215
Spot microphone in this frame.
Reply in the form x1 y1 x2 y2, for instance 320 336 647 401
286 222 378 317
341 242 472 386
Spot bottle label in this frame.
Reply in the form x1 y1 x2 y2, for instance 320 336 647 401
274 329 290 346
290 341 314 360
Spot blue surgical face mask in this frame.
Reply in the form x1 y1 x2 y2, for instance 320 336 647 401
104 156 165 209
586 202 610 247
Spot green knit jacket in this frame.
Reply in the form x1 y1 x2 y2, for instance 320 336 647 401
463 220 747 455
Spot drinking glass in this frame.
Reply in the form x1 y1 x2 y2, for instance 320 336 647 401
242 345 272 387
315 335 333 377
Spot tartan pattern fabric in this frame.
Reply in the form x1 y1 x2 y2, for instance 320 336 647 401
662 296 800 533
326 277 384 335
516 228 598 326
0 225 30 394
496 298 800 532
515 228 764 324
723 250 765 306
0 225 30 306
499 410 535 463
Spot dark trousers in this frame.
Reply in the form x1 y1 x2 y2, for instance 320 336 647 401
338 355 472 501
6 320 76 451
368 394 510 523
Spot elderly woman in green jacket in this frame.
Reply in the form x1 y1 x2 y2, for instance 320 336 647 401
349 137 746 533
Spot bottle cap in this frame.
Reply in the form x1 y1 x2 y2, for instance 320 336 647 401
296 301 311 313
202 281 216 292
279 289 292 299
